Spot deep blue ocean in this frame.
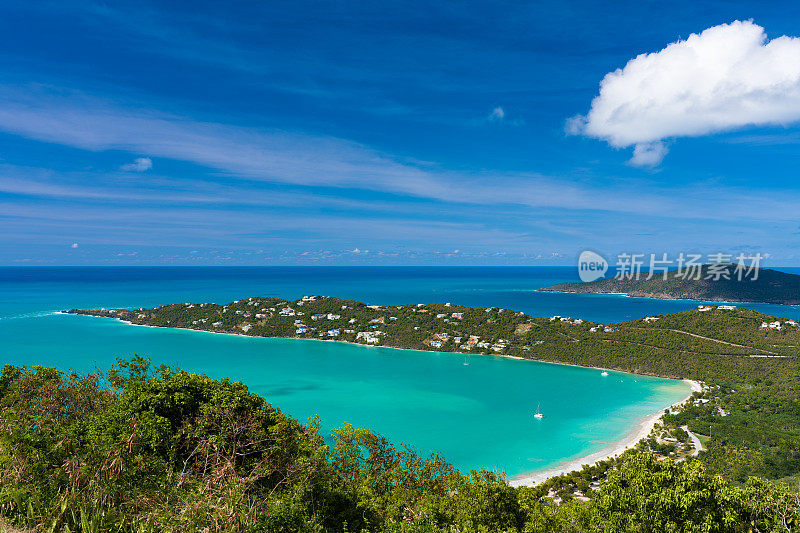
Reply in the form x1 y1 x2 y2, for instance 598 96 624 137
1 266 798 478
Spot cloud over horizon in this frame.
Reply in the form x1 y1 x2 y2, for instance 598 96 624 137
572 20 800 166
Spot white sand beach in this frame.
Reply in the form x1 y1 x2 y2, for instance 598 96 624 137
509 378 703 487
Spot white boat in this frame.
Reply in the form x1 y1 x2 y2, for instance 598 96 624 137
533 403 544 419
601 371 609 376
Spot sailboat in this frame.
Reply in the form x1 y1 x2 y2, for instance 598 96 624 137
601 371 609 376
533 403 544 419
463 355 470 366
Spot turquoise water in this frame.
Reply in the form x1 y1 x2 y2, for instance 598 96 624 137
2 267 797 477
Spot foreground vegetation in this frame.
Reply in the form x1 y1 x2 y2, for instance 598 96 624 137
69 297 800 482
1 358 799 532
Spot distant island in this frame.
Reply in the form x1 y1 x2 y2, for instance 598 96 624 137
539 264 800 305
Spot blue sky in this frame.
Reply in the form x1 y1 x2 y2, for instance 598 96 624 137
2 0 800 265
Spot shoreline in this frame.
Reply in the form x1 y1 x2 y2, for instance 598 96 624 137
536 289 800 307
508 378 702 487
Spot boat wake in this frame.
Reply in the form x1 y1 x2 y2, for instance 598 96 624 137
0 310 61 321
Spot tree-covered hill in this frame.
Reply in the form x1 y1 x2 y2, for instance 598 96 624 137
539 265 800 305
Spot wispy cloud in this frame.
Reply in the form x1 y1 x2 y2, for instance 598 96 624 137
481 105 524 126
0 84 449 195
488 106 505 121
120 157 152 172
0 86 796 226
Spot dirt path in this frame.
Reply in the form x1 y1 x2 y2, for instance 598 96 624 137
681 425 704 457
626 326 778 355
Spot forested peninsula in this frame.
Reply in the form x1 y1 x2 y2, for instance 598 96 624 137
539 265 800 305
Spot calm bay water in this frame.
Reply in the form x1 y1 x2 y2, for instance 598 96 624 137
2 266 798 477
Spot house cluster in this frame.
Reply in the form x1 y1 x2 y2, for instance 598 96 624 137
427 331 468 349
290 316 344 338
760 320 797 330
643 316 660 322
698 304 737 312
356 331 384 344
429 332 450 348
450 334 507 352
310 313 341 321
549 316 583 325
459 335 480 350
430 311 463 324
589 325 617 332
490 339 509 352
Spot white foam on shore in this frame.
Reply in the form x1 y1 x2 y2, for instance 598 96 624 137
0 310 61 321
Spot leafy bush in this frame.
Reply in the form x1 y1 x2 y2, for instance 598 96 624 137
0 358 798 532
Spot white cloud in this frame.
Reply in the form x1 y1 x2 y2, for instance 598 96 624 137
573 20 800 165
120 157 152 172
488 106 505 121
484 106 524 126
564 115 584 136
628 142 669 167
